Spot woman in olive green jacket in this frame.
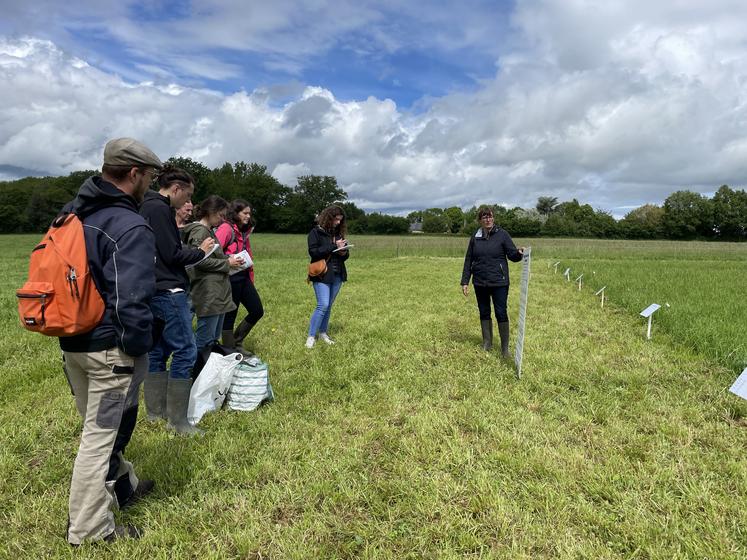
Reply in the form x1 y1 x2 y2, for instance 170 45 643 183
182 195 243 351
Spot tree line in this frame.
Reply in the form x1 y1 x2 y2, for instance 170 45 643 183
409 188 746 241
0 156 745 240
0 157 411 235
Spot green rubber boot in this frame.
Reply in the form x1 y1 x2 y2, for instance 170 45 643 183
480 320 493 351
166 378 203 436
143 371 167 421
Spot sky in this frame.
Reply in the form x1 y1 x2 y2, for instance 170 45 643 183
1 0 747 217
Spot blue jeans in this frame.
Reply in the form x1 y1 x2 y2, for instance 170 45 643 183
149 291 197 380
308 276 343 337
196 314 225 350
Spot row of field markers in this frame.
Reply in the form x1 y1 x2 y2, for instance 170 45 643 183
550 259 662 340
548 261 747 400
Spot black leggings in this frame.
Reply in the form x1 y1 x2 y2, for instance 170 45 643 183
474 285 509 322
224 273 264 331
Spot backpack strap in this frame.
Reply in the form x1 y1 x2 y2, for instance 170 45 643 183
228 226 236 250
217 223 237 252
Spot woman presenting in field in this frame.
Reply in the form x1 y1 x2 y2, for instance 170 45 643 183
461 206 524 357
305 205 349 348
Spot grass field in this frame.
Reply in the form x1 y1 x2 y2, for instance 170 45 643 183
1 233 746 558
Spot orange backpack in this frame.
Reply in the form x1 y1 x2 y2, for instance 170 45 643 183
17 213 105 336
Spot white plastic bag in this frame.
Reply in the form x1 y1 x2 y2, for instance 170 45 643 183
187 352 243 425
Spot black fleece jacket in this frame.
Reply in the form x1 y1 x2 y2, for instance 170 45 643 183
307 226 349 283
461 226 522 287
139 190 205 291
59 177 155 356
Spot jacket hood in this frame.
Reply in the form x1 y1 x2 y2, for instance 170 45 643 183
70 176 139 219
182 221 208 235
474 225 500 238
141 189 170 208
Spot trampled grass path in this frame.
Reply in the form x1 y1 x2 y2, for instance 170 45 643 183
1 253 746 558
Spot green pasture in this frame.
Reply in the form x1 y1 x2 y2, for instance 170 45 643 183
1 234 746 558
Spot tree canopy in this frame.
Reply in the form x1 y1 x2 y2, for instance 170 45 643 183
1 164 745 241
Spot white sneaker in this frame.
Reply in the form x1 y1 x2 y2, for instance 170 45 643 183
319 333 335 345
305 336 316 348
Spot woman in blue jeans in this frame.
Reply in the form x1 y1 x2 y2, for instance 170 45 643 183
306 205 349 348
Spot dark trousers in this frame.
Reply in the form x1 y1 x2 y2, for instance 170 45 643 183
224 273 264 331
474 285 509 322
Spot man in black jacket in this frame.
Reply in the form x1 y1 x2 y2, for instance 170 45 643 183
62 138 161 545
139 167 212 435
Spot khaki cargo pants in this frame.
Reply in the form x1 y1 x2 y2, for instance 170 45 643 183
63 347 146 545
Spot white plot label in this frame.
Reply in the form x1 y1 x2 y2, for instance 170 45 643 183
729 367 747 401
595 286 607 307
640 303 661 340
514 247 532 379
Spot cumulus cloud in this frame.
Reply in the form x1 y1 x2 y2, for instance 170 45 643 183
3 0 747 216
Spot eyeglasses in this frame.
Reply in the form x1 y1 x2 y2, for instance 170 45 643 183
480 215 494 220
142 168 159 179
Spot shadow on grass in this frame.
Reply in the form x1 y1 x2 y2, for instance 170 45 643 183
129 421 208 503
446 321 482 346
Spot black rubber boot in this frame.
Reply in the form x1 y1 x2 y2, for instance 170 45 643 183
143 371 167 421
221 329 236 349
480 320 493 351
166 378 203 436
498 321 511 359
233 318 254 351
103 525 141 542
118 478 155 510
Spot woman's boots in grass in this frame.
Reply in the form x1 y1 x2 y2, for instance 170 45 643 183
480 320 493 351
221 329 236 350
232 318 254 354
481 320 512 359
498 321 512 359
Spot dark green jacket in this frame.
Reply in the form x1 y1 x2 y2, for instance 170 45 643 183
181 222 236 317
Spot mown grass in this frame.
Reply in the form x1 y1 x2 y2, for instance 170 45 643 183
255 233 747 372
1 233 746 558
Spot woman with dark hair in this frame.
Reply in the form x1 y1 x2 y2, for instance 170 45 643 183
305 205 349 348
214 199 264 351
461 205 524 357
181 195 243 351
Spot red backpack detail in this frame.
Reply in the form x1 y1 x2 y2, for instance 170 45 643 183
17 213 105 336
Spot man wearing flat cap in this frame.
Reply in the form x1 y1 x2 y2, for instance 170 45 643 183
61 137 161 544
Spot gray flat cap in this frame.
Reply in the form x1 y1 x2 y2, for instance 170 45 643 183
103 137 163 169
